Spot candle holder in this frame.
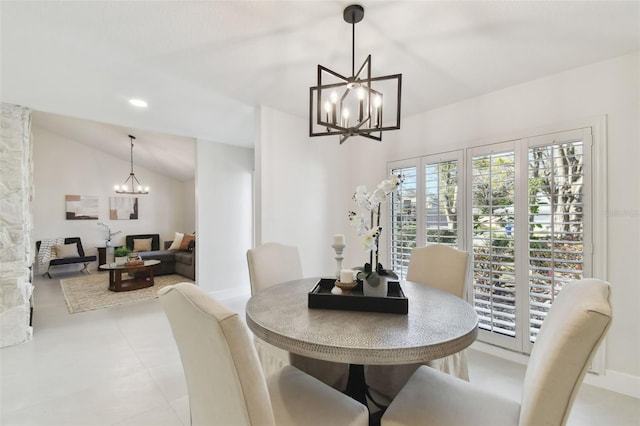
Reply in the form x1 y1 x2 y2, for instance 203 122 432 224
331 243 346 278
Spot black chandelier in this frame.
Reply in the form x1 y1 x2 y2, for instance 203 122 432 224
309 4 402 144
114 135 149 194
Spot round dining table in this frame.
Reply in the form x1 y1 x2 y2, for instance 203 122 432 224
246 277 478 407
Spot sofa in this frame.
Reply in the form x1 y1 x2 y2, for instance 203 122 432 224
125 234 195 280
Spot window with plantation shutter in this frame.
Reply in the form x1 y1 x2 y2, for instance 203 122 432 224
469 146 517 340
388 125 597 356
389 165 417 279
527 133 588 343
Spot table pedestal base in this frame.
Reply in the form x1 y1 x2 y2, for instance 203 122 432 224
345 364 387 426
346 364 367 406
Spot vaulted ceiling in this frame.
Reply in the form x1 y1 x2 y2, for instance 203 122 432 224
2 1 638 180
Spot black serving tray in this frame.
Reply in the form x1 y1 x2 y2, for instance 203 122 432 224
308 278 408 314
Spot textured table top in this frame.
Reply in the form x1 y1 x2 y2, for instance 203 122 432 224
246 277 478 366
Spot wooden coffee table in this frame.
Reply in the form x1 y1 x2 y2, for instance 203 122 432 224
99 260 161 292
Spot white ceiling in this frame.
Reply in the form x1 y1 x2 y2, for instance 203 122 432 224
31 110 196 182
2 1 639 180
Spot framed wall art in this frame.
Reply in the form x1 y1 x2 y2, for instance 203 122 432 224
110 197 139 220
65 195 99 220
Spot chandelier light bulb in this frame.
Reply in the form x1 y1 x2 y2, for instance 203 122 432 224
342 108 350 127
122 185 128 192
374 94 382 108
330 91 338 104
324 101 332 113
357 87 365 100
114 185 120 191
145 186 150 192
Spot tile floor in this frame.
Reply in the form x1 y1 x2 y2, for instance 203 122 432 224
1 273 638 425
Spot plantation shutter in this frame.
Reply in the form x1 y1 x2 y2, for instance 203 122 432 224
527 129 590 343
423 153 462 247
468 143 518 348
389 165 418 279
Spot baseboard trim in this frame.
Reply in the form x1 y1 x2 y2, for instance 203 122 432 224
470 341 640 399
209 287 250 303
583 369 640 399
470 341 529 365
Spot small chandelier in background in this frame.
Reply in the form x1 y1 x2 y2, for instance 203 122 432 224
309 4 402 144
114 134 149 194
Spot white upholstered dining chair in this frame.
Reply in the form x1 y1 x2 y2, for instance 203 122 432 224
247 242 303 296
246 242 349 391
159 283 368 426
382 278 613 426
366 244 470 402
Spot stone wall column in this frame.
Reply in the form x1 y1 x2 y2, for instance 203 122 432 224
1 103 34 348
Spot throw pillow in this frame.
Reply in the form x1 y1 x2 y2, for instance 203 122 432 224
54 243 79 258
167 232 184 250
179 234 195 251
133 238 152 252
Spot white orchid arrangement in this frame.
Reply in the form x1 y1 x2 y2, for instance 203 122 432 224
348 174 401 286
97 222 121 245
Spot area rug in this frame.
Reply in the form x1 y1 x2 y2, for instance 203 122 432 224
60 273 194 314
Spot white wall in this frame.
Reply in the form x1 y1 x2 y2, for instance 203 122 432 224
32 127 193 265
182 179 196 234
195 139 253 295
255 105 353 277
375 52 639 392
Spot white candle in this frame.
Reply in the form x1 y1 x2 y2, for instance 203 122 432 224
332 234 345 245
373 94 382 128
340 269 354 283
324 101 333 125
357 87 365 122
330 91 338 124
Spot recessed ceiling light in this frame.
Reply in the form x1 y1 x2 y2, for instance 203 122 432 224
129 98 148 108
